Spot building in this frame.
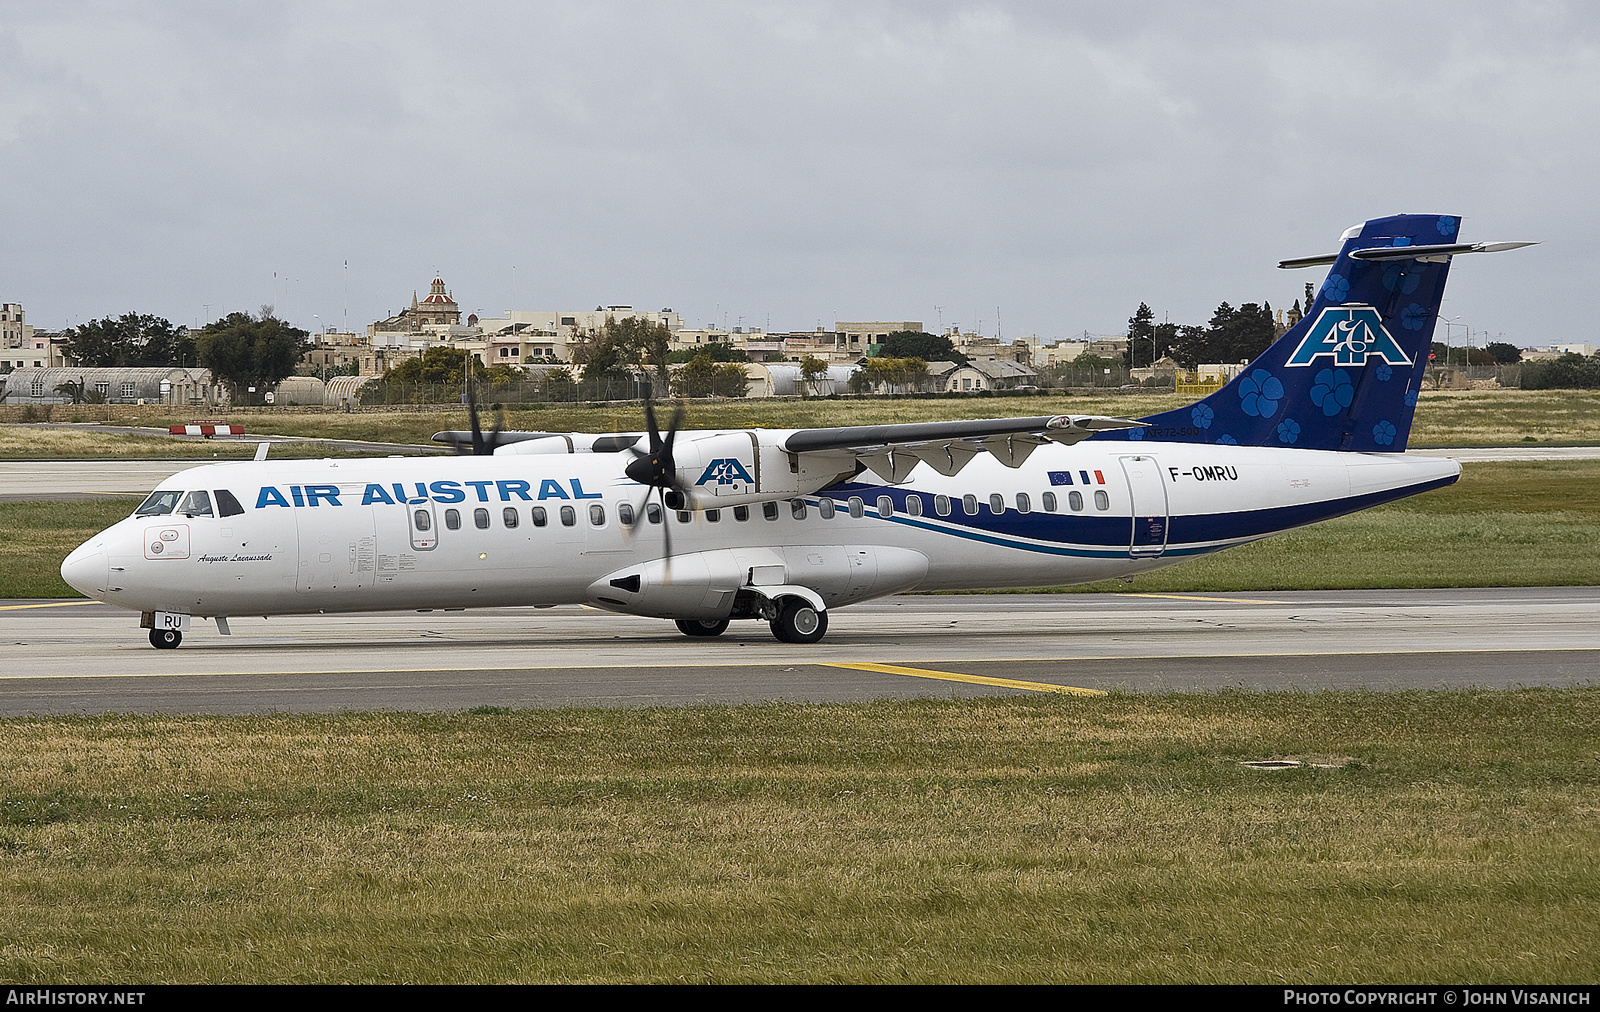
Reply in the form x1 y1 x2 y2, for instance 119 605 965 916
476 307 686 365
940 357 1039 393
370 276 463 335
835 321 922 356
0 303 64 371
298 331 364 376
1 367 224 406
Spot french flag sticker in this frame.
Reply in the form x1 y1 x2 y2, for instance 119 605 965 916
1048 470 1106 486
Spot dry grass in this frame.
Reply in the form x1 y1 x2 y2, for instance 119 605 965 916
3 388 1598 456
1 691 1596 982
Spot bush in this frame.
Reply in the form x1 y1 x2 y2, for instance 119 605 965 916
1520 353 1600 390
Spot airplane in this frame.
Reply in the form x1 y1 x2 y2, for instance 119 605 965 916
60 213 1532 648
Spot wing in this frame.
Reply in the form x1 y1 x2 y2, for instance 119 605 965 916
781 414 1145 482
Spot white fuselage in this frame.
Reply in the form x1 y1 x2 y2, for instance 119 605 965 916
61 438 1459 625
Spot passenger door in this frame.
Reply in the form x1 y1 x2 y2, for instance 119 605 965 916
1120 455 1169 558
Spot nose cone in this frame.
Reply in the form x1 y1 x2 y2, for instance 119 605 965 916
61 542 108 598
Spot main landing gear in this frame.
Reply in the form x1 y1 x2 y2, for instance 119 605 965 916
675 618 730 637
768 598 828 644
149 628 182 650
670 595 830 644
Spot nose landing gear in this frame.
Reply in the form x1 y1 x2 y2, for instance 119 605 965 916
149 628 182 649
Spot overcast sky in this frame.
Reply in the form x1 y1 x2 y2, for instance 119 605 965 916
2 1 1593 347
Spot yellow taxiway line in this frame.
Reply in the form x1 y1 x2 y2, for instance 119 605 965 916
823 660 1106 696
0 600 105 611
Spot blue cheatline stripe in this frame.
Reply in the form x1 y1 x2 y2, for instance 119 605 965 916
804 473 1456 560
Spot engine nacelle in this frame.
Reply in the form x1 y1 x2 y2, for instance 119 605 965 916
673 431 855 510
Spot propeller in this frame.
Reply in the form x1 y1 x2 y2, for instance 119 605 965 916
457 381 507 456
624 399 690 567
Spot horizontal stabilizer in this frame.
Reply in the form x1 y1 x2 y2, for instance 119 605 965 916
1281 240 1535 269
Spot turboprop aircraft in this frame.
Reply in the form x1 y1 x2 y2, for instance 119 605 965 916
61 213 1531 648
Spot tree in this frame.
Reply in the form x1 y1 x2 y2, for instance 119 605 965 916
580 315 672 388
195 310 309 403
672 355 749 398
850 356 928 394
880 330 965 365
799 355 830 397
1485 342 1523 364
541 367 577 401
53 379 105 404
1168 303 1275 368
63 313 192 367
668 341 747 365
1125 303 1156 368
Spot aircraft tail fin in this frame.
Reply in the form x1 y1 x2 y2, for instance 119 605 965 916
1098 214 1528 452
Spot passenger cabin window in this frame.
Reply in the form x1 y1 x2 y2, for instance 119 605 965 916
1016 493 1031 514
646 503 662 525
135 490 182 517
474 508 490 530
962 494 978 516
705 509 720 523
503 507 519 529
1042 491 1057 512
848 496 864 518
214 489 246 518
532 507 548 527
818 499 835 519
1069 491 1084 511
935 494 951 516
733 505 749 522
906 495 923 517
989 493 1005 515
445 509 461 530
764 501 779 521
791 499 807 520
1094 490 1110 511
179 490 213 517
560 505 576 526
677 510 692 524
877 495 893 517
619 502 635 526
413 509 432 532
590 504 606 525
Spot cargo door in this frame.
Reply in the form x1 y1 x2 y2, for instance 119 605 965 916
296 488 377 593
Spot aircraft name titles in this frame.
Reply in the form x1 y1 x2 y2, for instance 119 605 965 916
253 479 607 509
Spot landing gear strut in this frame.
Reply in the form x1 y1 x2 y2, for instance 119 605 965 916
769 597 828 644
675 618 730 637
149 628 182 650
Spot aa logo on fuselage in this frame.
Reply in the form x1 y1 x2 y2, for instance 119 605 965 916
1286 306 1413 368
697 457 754 486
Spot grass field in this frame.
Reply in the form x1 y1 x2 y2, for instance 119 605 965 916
4 388 1600 456
5 460 1598 598
1 691 1596 982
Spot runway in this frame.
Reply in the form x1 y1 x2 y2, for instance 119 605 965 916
2 587 1596 714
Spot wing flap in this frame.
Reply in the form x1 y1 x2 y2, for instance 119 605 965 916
782 414 1144 481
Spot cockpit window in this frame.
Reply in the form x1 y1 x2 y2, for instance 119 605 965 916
179 491 213 517
215 489 245 518
134 490 183 517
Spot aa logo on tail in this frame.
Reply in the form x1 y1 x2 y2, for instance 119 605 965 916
697 458 755 486
1286 306 1413 368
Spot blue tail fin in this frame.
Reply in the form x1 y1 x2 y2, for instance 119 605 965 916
1100 213 1466 452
